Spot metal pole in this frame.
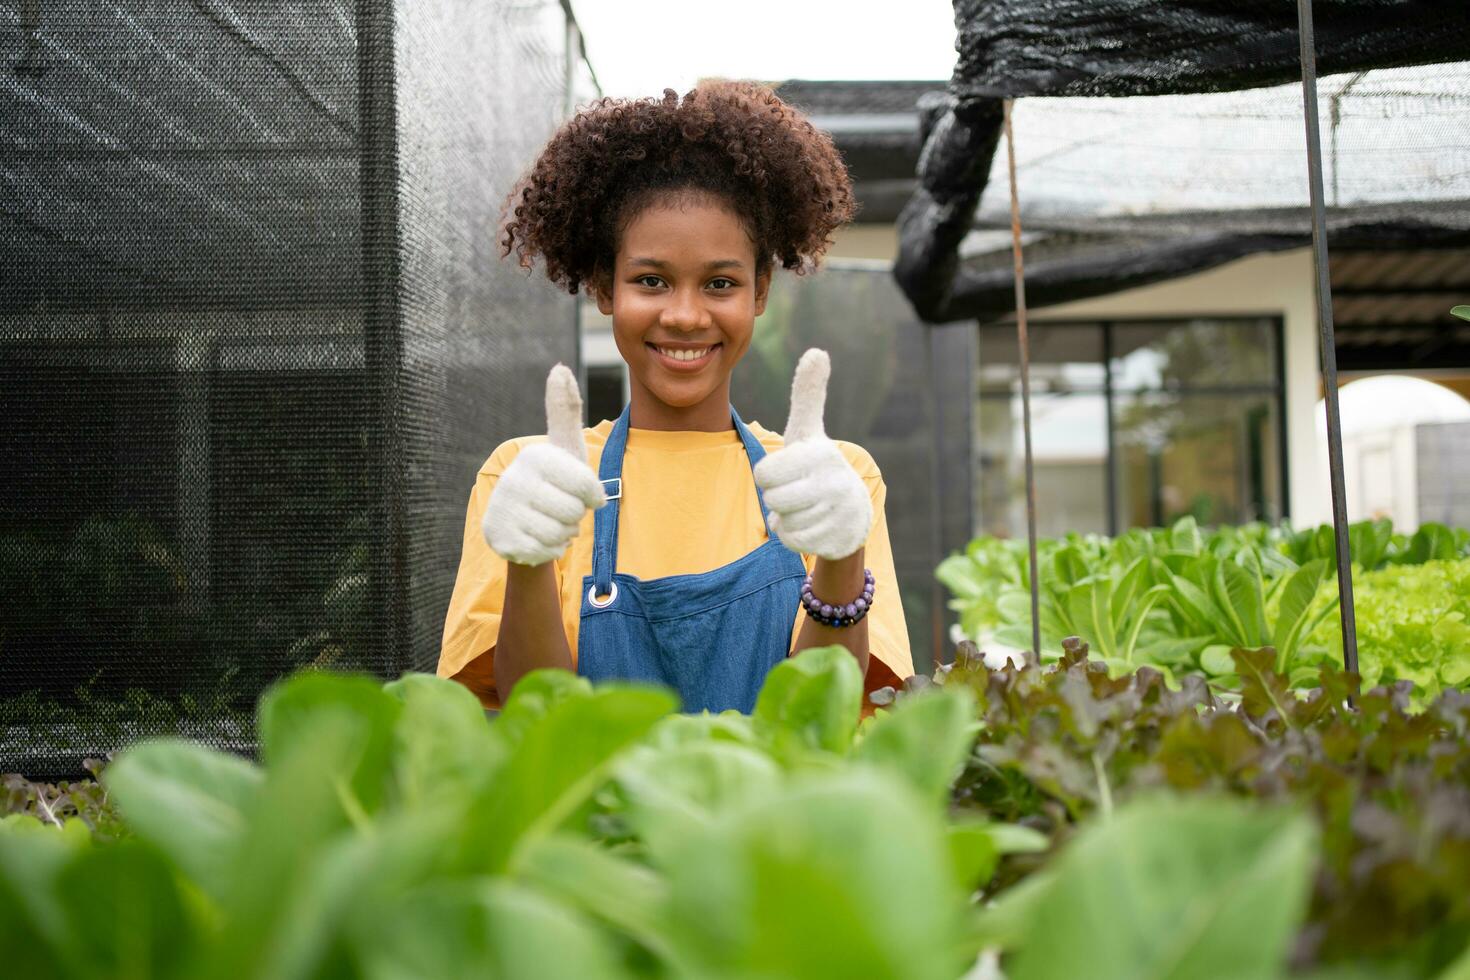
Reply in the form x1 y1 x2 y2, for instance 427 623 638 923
1003 99 1042 658
1295 0 1359 676
928 325 948 671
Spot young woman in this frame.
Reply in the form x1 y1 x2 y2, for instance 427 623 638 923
438 81 911 713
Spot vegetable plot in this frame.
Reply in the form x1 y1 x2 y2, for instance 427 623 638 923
940 641 1470 977
4 647 1470 977
0 651 1013 980
939 518 1470 702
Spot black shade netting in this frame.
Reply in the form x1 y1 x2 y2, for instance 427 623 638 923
952 0 1470 99
897 0 1470 322
1 1 587 777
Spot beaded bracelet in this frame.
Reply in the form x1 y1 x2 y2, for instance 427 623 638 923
800 568 875 628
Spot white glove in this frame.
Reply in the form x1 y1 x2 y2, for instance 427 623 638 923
482 365 606 566
753 349 872 561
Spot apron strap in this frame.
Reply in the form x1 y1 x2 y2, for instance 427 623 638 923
590 405 631 596
589 405 776 594
730 407 777 537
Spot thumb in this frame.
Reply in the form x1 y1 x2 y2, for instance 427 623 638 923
544 363 588 461
782 348 830 445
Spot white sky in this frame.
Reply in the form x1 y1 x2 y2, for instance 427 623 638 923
569 0 959 97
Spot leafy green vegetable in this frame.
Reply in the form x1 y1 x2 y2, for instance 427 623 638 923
0 818 80 976
1281 519 1470 570
354 880 634 980
752 644 863 755
256 671 402 817
102 739 262 899
382 671 507 808
517 832 678 967
613 739 784 868
54 840 200 980
1 758 126 843
1272 558 1334 670
1006 796 1316 980
941 518 1470 700
8 640 1467 978
947 641 1470 973
3 653 1008 980
852 685 976 804
458 683 677 874
658 770 970 980
1307 559 1470 704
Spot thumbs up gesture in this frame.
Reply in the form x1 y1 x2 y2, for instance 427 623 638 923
753 349 873 560
482 365 607 566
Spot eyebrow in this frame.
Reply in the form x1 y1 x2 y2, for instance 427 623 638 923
627 257 748 271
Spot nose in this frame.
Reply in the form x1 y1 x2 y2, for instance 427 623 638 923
658 286 712 332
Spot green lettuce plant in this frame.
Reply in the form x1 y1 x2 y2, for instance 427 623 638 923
0 651 1029 980
985 795 1317 980
1307 559 1470 704
940 640 1470 975
11 642 1470 977
941 517 1470 700
0 758 125 844
1282 517 1470 570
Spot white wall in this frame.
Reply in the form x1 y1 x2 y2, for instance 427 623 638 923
827 224 900 262
1338 425 1419 528
1029 248 1327 525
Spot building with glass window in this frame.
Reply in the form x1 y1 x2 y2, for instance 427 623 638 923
976 313 1287 539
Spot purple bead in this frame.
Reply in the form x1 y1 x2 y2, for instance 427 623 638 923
855 598 867 612
820 604 833 618
862 590 873 602
845 603 858 618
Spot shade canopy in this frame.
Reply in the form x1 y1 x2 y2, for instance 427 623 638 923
895 0 1470 325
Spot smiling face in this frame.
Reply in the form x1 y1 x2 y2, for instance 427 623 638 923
595 193 771 432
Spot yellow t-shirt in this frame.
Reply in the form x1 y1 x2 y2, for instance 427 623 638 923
438 418 913 709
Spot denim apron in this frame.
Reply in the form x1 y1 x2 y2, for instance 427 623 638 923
576 405 807 714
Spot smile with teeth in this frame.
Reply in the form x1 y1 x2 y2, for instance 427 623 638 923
651 344 719 363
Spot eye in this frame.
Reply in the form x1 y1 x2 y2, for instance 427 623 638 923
707 277 737 290
634 274 665 288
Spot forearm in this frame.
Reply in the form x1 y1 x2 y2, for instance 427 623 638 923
494 559 573 700
792 548 870 675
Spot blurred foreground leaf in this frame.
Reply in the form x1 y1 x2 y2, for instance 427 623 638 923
1007 796 1316 980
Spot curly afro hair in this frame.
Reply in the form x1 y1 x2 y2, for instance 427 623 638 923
501 80 856 294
